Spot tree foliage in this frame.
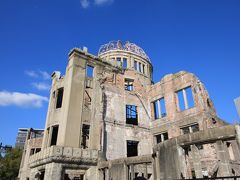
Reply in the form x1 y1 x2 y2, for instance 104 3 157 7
0 148 22 180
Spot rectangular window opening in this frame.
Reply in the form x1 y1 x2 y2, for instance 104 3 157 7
40 170 45 180
35 148 41 153
156 132 168 144
124 79 134 91
142 64 145 74
123 58 127 69
56 88 64 109
30 148 35 156
134 61 138 71
126 105 138 125
177 86 195 111
153 98 167 119
86 65 94 78
81 124 90 149
127 140 138 157
139 62 142 73
50 125 59 146
181 123 199 135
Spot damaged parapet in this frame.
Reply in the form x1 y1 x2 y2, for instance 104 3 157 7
153 125 240 179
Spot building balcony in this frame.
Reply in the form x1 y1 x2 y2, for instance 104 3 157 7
29 146 98 168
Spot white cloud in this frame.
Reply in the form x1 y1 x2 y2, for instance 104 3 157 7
80 0 90 8
0 91 48 108
39 71 51 80
25 70 39 78
80 0 113 8
94 0 113 5
25 70 51 80
32 82 51 91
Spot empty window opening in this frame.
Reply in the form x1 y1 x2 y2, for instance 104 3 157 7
81 124 90 149
84 90 92 108
212 118 217 124
127 140 138 157
116 57 122 66
86 65 94 78
156 132 168 144
181 124 199 135
134 61 138 71
64 174 71 180
125 79 134 91
207 99 212 108
139 62 142 73
35 148 41 153
30 148 35 156
40 170 45 180
153 98 167 119
50 125 59 146
142 64 145 74
177 87 194 111
196 144 204 150
123 58 127 69
191 170 196 179
56 88 64 109
126 105 138 125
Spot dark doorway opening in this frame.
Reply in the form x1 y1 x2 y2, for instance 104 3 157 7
50 125 59 146
127 140 139 157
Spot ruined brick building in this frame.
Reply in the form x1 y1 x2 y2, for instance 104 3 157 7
18 41 240 180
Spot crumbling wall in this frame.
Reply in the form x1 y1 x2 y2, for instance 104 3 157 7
153 125 240 179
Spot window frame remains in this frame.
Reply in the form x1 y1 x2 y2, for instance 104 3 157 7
126 105 138 125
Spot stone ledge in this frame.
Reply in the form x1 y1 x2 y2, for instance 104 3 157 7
29 146 98 168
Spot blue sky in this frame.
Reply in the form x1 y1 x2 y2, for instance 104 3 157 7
0 0 240 146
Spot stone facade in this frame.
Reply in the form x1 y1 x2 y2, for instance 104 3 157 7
19 41 240 180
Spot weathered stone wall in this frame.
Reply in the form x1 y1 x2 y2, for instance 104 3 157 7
153 125 240 179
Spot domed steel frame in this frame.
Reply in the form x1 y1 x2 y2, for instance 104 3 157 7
98 40 150 62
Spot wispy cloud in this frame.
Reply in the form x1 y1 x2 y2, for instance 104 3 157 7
80 0 113 8
0 91 48 108
25 70 51 80
80 0 90 8
94 0 113 6
25 70 39 78
32 82 51 91
39 71 51 80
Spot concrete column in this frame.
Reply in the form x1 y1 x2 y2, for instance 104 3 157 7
152 158 157 180
183 88 189 109
190 145 203 178
231 141 240 161
143 163 148 179
47 127 53 147
45 163 62 180
215 140 231 177
235 125 240 150
155 151 161 180
89 65 104 150
175 146 188 179
105 168 110 180
130 164 135 180
59 51 87 147
123 163 129 180
98 170 104 180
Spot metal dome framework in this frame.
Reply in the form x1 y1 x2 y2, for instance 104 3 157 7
98 41 150 62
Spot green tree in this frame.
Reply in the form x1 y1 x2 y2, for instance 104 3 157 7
0 148 22 180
